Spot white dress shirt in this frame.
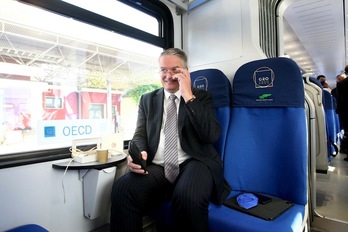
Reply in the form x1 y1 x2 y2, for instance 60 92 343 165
152 90 190 166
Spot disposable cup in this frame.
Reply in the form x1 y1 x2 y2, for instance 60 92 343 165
96 149 108 163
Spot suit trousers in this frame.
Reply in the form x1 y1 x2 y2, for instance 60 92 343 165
110 158 214 232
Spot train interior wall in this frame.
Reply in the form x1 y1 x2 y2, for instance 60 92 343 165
0 159 109 231
183 0 266 78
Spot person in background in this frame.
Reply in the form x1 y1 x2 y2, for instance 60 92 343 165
331 74 345 99
322 82 331 92
335 68 348 159
317 74 326 86
110 48 231 232
317 74 332 91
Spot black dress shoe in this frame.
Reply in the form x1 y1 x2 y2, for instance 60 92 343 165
340 137 348 154
344 157 348 162
340 146 348 154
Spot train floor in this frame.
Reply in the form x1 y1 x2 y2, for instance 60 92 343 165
315 152 348 221
311 151 348 232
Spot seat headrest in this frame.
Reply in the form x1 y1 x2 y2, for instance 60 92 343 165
191 68 232 108
323 90 334 109
233 57 304 108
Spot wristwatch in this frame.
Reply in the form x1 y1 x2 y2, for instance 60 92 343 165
186 95 196 103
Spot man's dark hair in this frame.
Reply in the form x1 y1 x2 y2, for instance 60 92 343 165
317 75 325 80
159 48 188 67
344 65 348 74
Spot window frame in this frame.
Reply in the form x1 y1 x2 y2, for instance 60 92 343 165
0 0 174 168
18 0 174 48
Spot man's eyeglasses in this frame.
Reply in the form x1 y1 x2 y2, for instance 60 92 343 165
159 67 181 75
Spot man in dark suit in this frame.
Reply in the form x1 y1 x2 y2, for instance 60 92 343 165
336 68 348 159
110 48 230 232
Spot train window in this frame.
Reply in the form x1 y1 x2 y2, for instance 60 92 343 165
45 97 63 109
0 0 173 157
62 0 158 36
89 104 105 119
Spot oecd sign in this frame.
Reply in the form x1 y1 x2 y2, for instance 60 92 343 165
37 119 110 144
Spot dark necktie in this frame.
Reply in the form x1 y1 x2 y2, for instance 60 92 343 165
164 94 179 183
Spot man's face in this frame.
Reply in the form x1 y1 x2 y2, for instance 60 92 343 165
337 74 346 82
158 55 185 93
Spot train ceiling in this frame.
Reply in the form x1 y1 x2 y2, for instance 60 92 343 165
282 0 346 87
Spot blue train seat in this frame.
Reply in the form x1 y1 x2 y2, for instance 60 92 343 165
191 68 232 160
6 224 48 232
208 57 308 232
148 68 232 227
304 90 318 217
303 77 336 218
332 96 341 139
306 77 337 161
322 89 338 158
304 77 328 173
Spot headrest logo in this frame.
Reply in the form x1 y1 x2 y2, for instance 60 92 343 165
258 93 272 100
193 76 208 90
256 93 273 102
253 67 274 88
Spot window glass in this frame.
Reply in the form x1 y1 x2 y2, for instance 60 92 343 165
62 0 159 35
0 0 163 155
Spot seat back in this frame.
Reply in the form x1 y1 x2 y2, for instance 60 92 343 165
305 91 317 212
323 89 338 158
224 57 307 205
6 224 48 232
332 96 341 138
191 68 232 159
304 77 328 172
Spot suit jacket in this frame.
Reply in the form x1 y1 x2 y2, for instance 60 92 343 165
130 87 231 205
336 77 348 115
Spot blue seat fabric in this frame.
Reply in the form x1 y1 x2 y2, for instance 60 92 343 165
332 96 341 138
191 68 232 160
308 77 338 159
208 57 307 232
323 88 338 158
6 224 48 232
208 203 305 232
